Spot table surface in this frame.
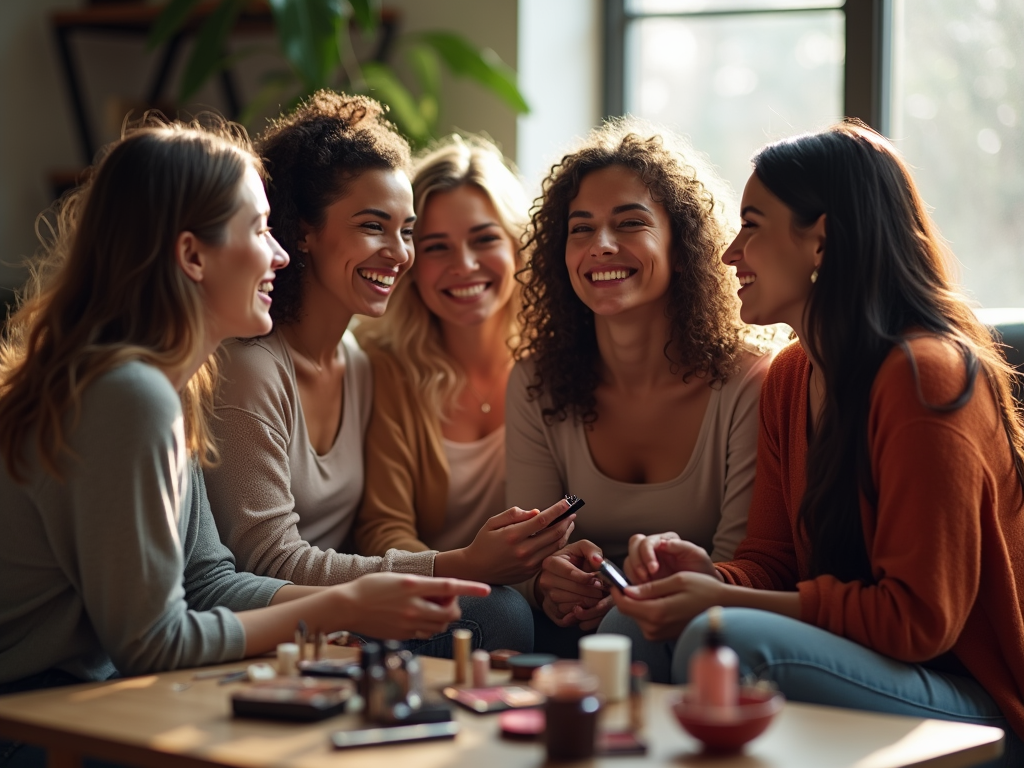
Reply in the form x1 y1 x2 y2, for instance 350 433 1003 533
0 649 1004 768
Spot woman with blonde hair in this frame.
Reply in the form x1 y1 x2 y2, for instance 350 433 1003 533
0 116 487 728
354 134 575 585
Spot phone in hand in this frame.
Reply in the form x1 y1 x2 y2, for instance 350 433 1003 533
596 559 632 591
529 494 585 538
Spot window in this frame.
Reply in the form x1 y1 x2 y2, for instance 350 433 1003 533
608 0 1024 306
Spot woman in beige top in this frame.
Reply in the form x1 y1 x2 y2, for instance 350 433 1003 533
204 93 535 654
507 118 773 651
354 136 574 585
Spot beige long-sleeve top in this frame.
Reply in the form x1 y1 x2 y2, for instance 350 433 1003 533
506 347 771 568
204 331 436 585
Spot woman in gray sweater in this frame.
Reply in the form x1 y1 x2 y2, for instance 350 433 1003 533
0 115 487 720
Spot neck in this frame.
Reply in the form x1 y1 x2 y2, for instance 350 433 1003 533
284 277 354 365
440 312 513 379
159 336 219 393
594 303 676 391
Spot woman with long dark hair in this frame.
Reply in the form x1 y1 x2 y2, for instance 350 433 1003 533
605 121 1024 760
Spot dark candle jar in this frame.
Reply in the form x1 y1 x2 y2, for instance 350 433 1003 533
534 661 602 760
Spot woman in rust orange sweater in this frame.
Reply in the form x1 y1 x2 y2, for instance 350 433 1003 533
600 121 1024 759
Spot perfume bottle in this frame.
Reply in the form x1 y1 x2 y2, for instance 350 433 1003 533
688 606 739 707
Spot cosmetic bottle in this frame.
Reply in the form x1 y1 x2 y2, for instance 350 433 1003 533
688 606 738 707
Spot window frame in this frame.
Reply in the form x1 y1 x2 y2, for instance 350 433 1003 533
603 0 893 134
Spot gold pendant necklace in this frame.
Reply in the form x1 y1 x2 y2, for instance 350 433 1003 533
466 381 492 413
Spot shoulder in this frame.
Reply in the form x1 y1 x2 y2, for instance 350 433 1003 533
215 334 295 415
762 341 807 392
83 361 181 427
874 334 978 411
507 359 543 404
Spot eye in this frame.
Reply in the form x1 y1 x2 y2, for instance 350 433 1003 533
421 242 448 254
401 227 414 239
361 221 384 232
475 233 501 246
569 223 593 234
740 219 756 229
620 218 646 228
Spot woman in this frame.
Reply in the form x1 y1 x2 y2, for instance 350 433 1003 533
204 93 537 653
508 118 772 646
0 116 487 702
605 121 1024 761
353 135 575 584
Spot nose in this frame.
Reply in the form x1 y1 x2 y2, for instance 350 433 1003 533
722 232 742 267
590 225 617 257
270 234 289 270
449 243 478 274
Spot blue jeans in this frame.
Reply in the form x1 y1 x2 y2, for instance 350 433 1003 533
403 586 534 657
600 606 1021 767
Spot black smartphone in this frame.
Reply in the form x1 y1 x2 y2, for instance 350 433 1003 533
232 678 353 721
299 659 362 679
331 721 459 749
597 560 631 590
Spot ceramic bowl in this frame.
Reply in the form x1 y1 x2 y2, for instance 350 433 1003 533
671 686 784 752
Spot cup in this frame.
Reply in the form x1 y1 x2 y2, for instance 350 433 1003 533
579 633 631 702
533 661 602 760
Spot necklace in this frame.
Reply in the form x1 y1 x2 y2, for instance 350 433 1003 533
465 379 494 414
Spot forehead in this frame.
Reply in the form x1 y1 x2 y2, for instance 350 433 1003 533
421 184 496 222
570 164 655 208
237 164 268 211
336 167 413 206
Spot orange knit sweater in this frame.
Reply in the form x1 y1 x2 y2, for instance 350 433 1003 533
717 339 1024 737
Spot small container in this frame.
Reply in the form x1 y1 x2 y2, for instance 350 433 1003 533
508 653 558 681
276 642 300 676
579 633 631 702
688 606 739 707
672 686 784 752
489 649 521 670
533 661 602 761
453 629 473 684
630 661 649 732
471 649 490 687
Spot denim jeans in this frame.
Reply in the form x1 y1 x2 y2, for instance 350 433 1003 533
600 606 1021 767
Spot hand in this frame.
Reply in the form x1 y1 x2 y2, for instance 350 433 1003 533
624 532 721 584
451 498 577 584
336 573 490 640
610 571 725 641
535 540 609 628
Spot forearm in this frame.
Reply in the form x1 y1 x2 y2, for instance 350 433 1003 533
717 583 802 620
433 548 473 580
237 587 349 657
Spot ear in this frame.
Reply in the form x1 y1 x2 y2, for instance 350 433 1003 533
808 213 826 269
175 231 205 283
296 224 313 254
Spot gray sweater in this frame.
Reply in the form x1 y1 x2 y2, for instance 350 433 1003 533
0 362 287 684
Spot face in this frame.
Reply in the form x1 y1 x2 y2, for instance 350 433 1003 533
300 167 415 319
564 164 674 317
199 165 289 341
722 173 822 329
411 184 518 328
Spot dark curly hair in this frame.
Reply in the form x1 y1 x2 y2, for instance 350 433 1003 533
255 90 411 324
515 117 744 424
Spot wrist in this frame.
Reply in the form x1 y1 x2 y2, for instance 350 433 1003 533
331 583 357 632
434 548 473 580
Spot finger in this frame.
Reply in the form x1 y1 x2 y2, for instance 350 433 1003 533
548 584 604 604
574 594 613 619
543 577 606 602
526 497 573 535
486 506 539 531
411 577 491 598
622 557 646 586
623 575 683 600
521 514 575 550
558 521 575 549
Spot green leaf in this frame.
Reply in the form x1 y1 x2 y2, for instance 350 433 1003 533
239 71 298 126
268 0 344 92
406 43 441 100
348 0 381 34
148 0 203 50
361 62 431 145
417 31 530 114
179 0 247 103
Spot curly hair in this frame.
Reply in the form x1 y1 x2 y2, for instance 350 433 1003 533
0 113 257 481
255 90 411 325
355 134 529 418
516 117 744 425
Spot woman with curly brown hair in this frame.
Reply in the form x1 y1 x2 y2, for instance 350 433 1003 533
204 92 533 655
507 118 772 651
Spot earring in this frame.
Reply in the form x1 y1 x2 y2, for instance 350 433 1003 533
810 268 819 284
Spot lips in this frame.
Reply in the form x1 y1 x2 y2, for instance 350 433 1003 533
358 268 397 288
444 282 490 299
587 267 637 283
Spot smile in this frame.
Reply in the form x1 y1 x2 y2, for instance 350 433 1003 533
445 282 489 299
588 268 636 283
257 281 274 294
738 274 756 287
358 269 397 288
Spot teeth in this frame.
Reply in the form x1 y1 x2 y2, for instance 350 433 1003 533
258 281 273 293
358 269 396 287
590 269 632 282
738 274 756 286
448 283 487 298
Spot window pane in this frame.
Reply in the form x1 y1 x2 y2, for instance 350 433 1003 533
893 0 1024 307
625 11 844 200
627 1 843 14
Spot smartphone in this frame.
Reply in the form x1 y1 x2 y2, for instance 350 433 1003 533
331 721 459 749
596 559 632 590
529 494 585 538
299 659 362 679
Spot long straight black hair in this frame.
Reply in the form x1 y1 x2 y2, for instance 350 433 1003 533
752 120 1024 583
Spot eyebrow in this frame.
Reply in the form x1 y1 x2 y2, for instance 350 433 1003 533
353 208 417 223
567 203 654 220
740 205 765 218
417 221 500 242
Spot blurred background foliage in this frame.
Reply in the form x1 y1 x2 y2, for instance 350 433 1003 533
149 0 530 147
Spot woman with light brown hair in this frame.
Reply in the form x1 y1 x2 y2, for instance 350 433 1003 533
353 134 574 585
508 118 773 653
0 115 487 729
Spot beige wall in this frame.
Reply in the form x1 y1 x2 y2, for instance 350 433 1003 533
0 0 601 294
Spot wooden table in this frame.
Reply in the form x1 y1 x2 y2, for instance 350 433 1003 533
0 649 1004 768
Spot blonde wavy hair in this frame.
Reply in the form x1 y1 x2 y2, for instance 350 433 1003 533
0 114 260 481
355 134 529 418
